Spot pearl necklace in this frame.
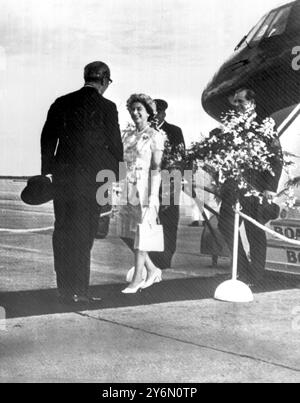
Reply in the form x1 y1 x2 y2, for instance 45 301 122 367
136 125 149 136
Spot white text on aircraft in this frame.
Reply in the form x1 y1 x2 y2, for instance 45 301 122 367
292 46 300 71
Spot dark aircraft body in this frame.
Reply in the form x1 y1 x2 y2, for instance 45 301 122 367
202 0 300 275
202 0 300 120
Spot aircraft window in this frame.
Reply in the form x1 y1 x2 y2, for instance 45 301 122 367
249 11 277 43
266 6 292 38
242 14 267 46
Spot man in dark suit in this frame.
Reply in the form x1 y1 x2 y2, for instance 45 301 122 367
149 99 185 269
218 88 283 285
41 61 123 304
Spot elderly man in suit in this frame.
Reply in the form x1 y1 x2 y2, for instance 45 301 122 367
41 61 123 304
149 99 186 269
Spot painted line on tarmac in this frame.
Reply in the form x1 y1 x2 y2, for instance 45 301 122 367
77 312 300 374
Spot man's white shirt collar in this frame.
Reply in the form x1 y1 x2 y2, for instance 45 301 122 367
157 121 165 130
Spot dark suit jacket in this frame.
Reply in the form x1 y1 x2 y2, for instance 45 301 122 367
244 121 283 194
41 86 123 180
159 120 185 206
160 121 185 150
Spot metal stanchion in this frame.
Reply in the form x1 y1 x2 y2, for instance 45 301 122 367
214 201 254 303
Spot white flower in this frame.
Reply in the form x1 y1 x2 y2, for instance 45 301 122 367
233 136 243 146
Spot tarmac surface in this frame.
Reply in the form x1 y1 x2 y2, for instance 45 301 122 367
0 179 300 383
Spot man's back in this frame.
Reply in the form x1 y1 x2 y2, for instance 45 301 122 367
41 86 123 177
41 60 123 303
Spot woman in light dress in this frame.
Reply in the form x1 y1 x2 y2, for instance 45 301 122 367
118 94 166 293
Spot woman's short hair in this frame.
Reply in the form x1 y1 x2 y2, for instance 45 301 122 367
126 94 157 120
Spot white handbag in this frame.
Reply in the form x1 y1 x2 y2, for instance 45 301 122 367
134 208 164 252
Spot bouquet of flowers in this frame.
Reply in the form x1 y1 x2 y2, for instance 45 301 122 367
187 109 284 201
161 139 186 172
276 151 300 208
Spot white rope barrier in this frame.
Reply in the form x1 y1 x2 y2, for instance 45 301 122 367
0 209 112 234
215 201 300 303
236 209 300 247
0 226 54 234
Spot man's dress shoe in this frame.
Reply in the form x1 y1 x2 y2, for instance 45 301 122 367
58 294 101 305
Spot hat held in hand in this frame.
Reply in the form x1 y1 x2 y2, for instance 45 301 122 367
21 175 53 205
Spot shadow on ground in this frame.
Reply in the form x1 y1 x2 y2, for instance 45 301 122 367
0 272 299 319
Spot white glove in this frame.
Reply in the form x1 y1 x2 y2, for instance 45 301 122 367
143 206 159 225
148 195 160 209
263 190 276 201
148 169 161 209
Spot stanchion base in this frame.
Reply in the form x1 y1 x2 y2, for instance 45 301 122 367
214 279 254 303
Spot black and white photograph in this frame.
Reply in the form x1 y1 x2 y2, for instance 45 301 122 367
0 0 300 384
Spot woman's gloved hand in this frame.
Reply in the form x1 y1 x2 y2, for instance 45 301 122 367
149 169 161 210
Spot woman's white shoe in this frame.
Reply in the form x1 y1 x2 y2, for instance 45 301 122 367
126 266 147 283
122 280 146 294
141 268 162 289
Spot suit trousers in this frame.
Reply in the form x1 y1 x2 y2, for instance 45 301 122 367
149 204 180 269
52 175 101 297
218 194 267 282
